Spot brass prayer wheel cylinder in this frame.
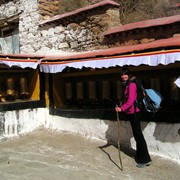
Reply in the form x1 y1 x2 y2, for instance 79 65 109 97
88 81 96 99
20 78 28 94
0 94 2 102
76 82 84 99
19 77 29 99
102 81 110 99
6 78 14 91
65 82 72 100
6 78 15 101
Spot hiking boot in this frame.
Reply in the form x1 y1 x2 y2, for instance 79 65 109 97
136 161 152 168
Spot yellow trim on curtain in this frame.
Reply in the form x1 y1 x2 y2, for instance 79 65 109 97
45 73 50 107
53 75 64 108
28 69 39 100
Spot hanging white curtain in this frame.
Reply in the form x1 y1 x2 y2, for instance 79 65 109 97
40 50 180 73
0 58 40 69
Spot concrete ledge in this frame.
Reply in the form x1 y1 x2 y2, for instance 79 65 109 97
50 108 180 123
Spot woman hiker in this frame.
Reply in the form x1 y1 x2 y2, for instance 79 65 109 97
115 67 152 168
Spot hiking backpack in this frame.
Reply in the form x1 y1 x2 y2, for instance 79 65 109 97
133 79 163 113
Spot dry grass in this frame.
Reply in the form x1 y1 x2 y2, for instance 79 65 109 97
58 0 180 24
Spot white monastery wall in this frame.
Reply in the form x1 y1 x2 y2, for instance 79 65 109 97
0 108 179 165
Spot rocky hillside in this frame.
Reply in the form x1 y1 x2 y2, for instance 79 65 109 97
58 0 180 24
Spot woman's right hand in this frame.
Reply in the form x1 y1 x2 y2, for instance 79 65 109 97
115 106 121 112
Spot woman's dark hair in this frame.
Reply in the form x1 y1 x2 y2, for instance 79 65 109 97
120 66 132 77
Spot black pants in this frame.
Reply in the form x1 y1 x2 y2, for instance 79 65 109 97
128 112 151 164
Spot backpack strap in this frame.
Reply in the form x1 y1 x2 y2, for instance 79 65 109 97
132 78 146 113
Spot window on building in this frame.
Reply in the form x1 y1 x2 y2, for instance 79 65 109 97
0 24 19 54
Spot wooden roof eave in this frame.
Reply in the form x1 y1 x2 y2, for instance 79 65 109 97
41 37 180 62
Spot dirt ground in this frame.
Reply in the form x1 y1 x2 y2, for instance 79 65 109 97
0 128 179 180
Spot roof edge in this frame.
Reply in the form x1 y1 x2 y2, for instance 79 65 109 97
39 0 120 26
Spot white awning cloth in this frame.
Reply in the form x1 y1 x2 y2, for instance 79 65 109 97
40 50 180 73
0 58 40 69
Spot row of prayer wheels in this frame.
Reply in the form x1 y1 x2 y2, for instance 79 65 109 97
65 81 123 100
1 77 29 101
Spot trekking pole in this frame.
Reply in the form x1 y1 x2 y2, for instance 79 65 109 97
116 109 123 171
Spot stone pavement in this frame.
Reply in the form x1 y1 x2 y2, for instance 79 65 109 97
0 128 179 180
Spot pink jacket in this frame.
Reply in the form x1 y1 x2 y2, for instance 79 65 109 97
121 82 140 114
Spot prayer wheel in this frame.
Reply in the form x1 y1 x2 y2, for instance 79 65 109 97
102 81 110 99
19 77 29 99
150 78 160 92
88 81 96 100
117 80 123 99
65 82 72 100
88 81 98 107
117 80 123 105
76 82 84 106
101 80 112 106
6 78 15 101
0 94 2 102
76 82 84 99
65 82 73 105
